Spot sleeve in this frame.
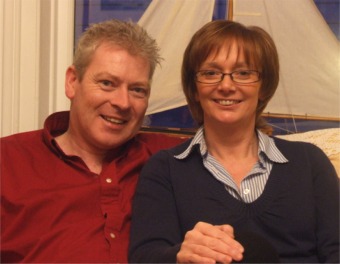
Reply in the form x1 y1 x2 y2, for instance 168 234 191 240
128 150 182 263
309 144 339 263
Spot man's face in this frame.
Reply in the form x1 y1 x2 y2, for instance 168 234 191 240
65 42 151 152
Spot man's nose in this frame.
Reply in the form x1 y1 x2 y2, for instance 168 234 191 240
109 86 131 110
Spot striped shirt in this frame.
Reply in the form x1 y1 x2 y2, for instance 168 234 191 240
174 127 288 203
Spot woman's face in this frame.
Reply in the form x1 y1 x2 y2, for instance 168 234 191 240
195 42 262 130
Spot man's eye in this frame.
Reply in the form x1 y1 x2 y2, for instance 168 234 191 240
130 87 149 98
98 80 113 90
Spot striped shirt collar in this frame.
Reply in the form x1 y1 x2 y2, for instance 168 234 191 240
174 126 288 163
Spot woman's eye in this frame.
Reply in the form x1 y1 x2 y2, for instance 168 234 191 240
238 71 251 76
202 71 218 76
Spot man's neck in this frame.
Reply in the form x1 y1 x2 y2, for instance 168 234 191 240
55 132 106 174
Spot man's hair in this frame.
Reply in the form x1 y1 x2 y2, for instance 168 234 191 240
73 19 161 80
182 20 280 129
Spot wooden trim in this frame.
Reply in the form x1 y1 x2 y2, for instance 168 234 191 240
141 126 196 137
227 0 233 20
262 113 340 122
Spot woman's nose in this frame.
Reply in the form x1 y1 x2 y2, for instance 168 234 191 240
217 74 236 92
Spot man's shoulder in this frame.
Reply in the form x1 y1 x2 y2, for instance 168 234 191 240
1 129 43 145
1 130 46 162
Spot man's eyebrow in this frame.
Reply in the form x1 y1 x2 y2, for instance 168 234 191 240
131 81 151 89
94 72 150 88
93 72 117 79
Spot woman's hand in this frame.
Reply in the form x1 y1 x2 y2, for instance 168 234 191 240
176 222 244 263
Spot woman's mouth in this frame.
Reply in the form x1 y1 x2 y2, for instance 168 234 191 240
215 99 241 106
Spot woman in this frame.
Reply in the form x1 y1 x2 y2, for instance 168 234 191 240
129 20 339 263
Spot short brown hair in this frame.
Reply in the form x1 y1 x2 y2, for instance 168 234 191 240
73 19 161 81
182 20 279 129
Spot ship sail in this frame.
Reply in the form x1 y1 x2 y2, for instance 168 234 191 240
138 0 215 114
232 0 339 120
139 0 339 129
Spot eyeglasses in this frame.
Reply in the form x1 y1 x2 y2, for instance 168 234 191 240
195 70 261 84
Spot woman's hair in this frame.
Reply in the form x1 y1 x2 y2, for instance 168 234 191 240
73 19 161 80
182 20 279 129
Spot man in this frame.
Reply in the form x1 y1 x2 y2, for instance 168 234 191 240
1 19 184 263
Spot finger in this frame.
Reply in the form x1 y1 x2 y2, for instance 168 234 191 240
195 222 230 239
189 222 243 261
186 226 243 261
215 225 244 253
177 251 216 264
178 242 233 264
203 234 243 262
217 224 235 237
195 223 244 254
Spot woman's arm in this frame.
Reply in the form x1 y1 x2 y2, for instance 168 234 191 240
310 144 339 263
128 150 243 263
129 150 183 263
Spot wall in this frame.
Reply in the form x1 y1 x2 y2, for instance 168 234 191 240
1 0 74 137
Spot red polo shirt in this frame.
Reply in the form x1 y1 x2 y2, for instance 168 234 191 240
1 111 186 263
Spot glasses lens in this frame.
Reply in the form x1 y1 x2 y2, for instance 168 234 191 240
196 71 222 84
232 71 259 83
196 70 260 84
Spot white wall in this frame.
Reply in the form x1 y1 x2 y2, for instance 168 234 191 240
1 0 74 137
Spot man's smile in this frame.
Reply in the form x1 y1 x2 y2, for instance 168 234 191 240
101 115 126 125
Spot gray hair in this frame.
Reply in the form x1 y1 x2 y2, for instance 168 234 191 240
73 19 161 80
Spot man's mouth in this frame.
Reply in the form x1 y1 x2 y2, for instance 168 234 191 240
101 115 126 125
216 99 241 106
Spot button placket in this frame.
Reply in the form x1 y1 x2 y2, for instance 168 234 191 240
243 188 250 195
106 178 112 183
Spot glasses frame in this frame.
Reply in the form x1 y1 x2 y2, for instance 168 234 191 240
195 70 261 84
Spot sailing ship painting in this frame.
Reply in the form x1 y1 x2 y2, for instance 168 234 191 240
76 0 339 135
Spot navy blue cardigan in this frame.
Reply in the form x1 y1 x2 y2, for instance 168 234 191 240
129 137 339 263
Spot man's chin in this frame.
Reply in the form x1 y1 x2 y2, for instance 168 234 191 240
102 133 137 149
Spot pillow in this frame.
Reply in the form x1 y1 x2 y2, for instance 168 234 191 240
276 128 340 177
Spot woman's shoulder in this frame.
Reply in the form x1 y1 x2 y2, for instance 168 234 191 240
272 136 327 158
150 138 194 159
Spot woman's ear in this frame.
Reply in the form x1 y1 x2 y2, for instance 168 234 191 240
65 65 79 99
194 91 200 102
258 85 266 101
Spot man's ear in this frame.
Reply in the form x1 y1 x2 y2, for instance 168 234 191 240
65 65 79 99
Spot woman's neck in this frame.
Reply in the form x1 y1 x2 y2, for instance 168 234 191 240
204 119 257 156
205 127 258 159
203 121 259 187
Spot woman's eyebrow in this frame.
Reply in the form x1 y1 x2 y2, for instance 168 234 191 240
200 61 251 70
199 62 221 69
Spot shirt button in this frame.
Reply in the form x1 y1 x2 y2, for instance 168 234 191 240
243 188 250 195
106 178 112 183
110 233 116 239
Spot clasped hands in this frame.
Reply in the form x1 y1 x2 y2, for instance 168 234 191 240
176 222 244 264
